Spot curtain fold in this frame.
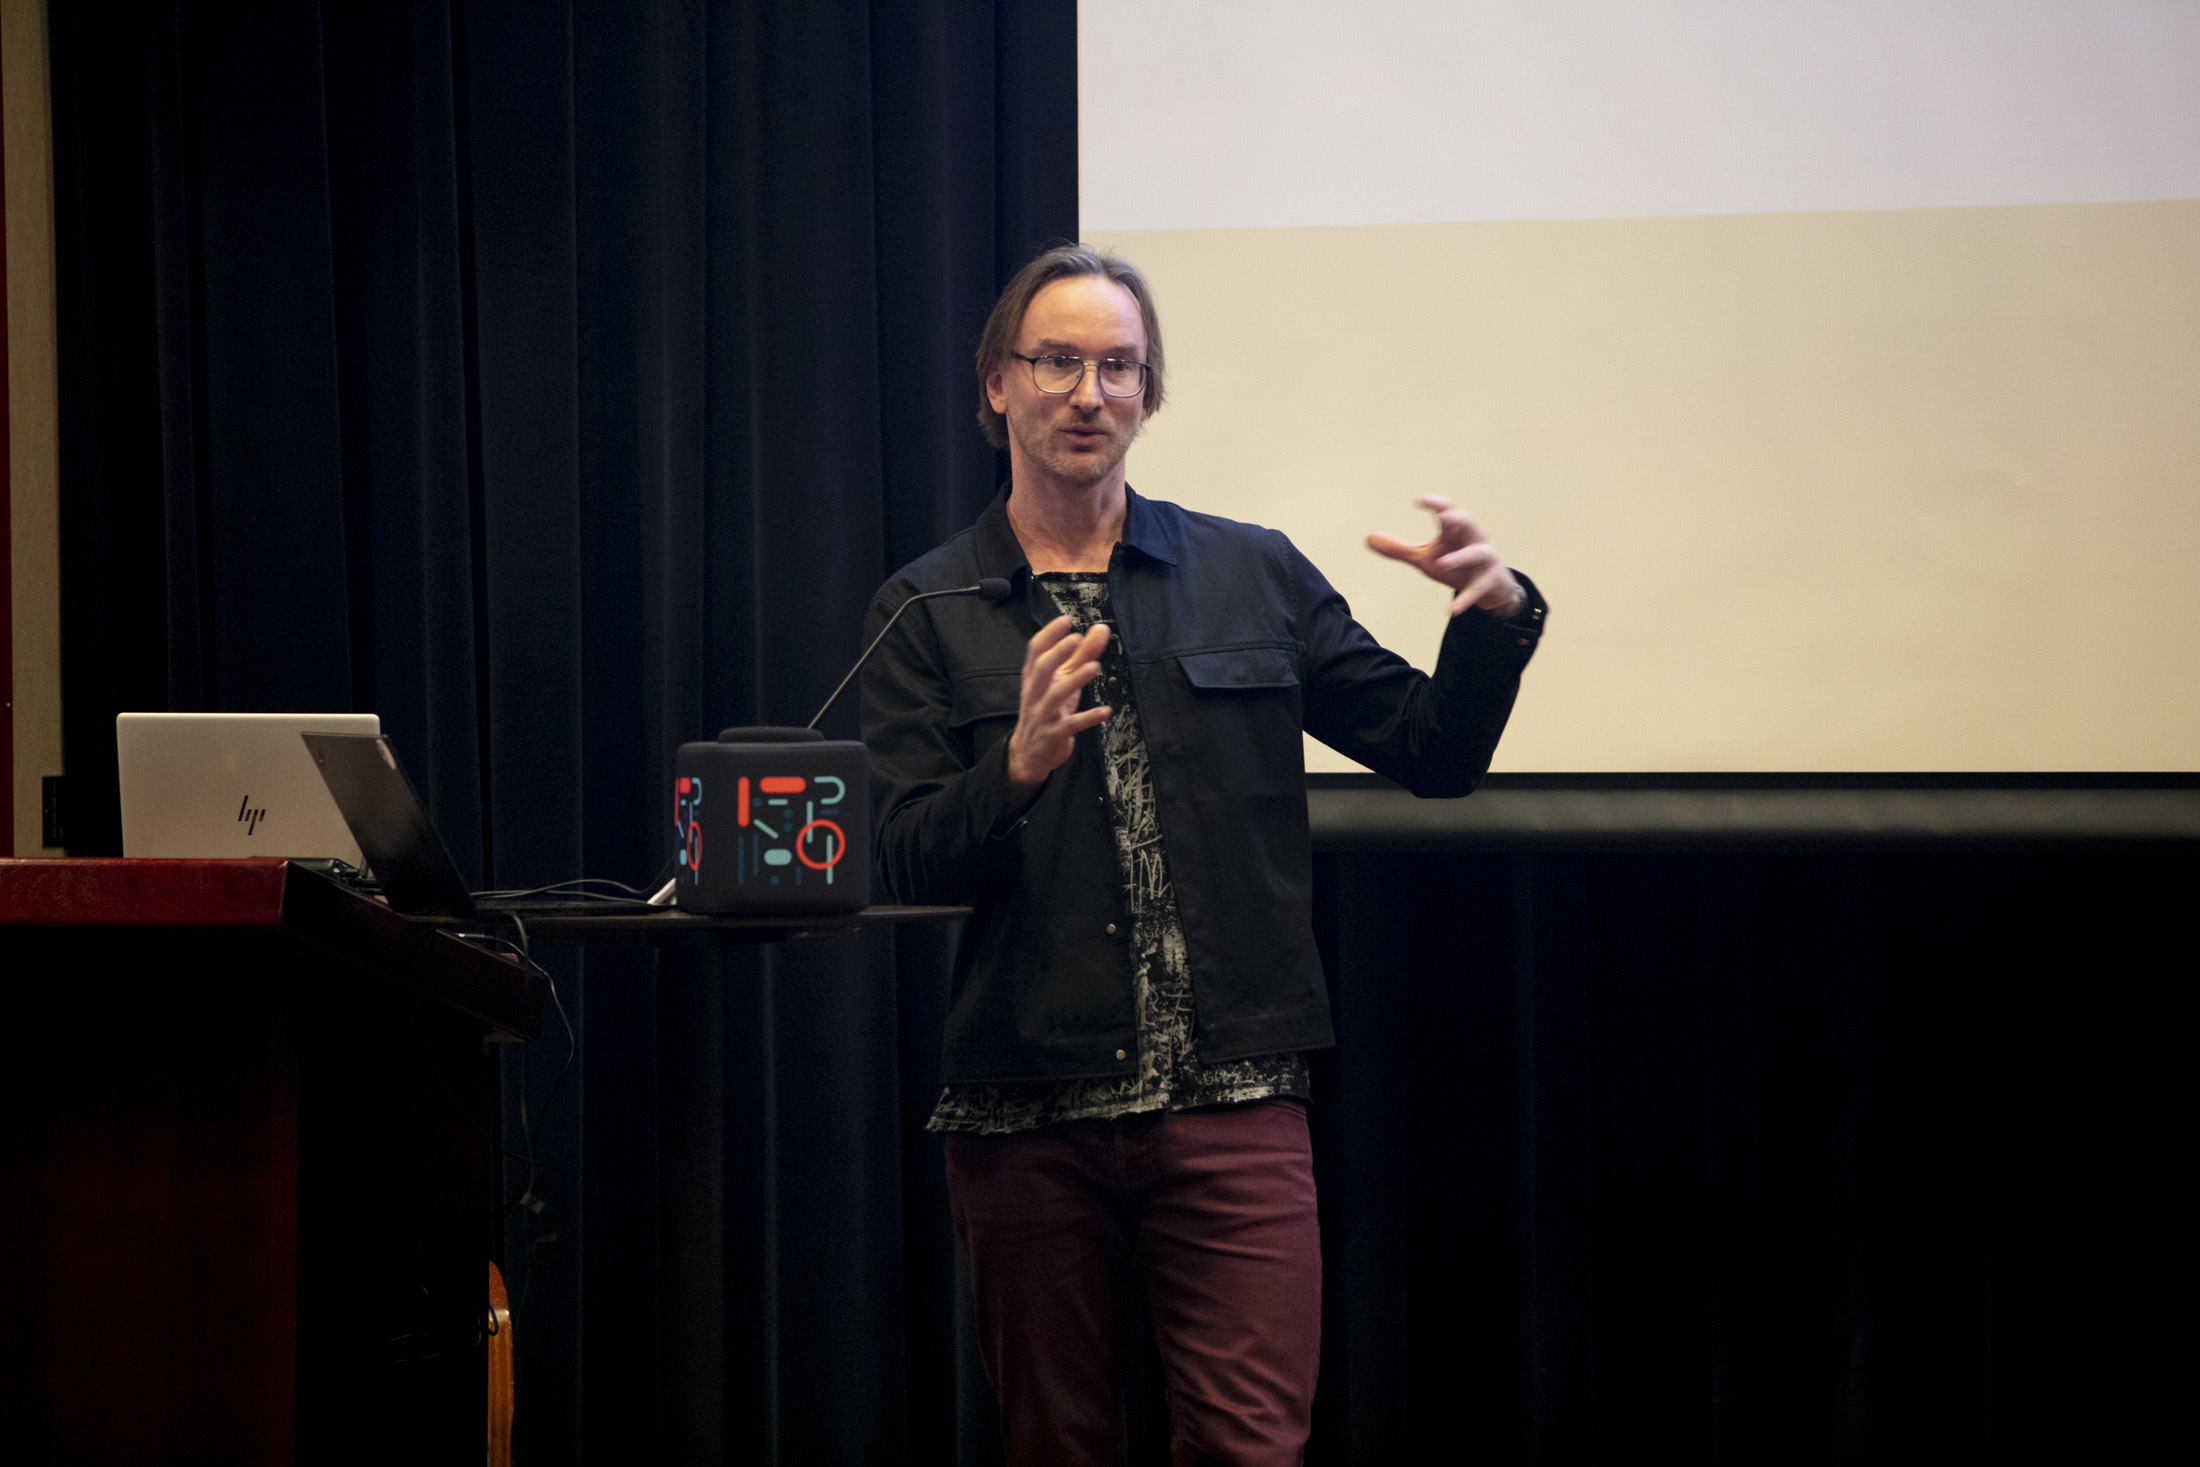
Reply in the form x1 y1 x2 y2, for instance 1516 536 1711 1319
1312 845 2187 1463
52 3 1070 1462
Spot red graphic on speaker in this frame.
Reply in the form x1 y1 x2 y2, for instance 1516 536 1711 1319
795 819 846 871
675 775 705 884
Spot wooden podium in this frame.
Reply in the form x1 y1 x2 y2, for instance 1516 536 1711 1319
0 859 545 1467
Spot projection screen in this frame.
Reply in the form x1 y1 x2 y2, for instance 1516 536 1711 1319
1079 0 2200 772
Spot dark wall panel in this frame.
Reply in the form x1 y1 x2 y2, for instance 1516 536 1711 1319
1313 845 2189 1463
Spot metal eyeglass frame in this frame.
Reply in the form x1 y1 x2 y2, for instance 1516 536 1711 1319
1011 353 1150 398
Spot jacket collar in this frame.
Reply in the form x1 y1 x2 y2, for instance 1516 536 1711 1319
972 483 1181 583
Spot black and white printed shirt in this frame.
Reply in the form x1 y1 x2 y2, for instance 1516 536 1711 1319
926 572 1310 1135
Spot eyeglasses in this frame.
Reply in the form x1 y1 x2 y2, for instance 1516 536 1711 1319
1012 353 1150 398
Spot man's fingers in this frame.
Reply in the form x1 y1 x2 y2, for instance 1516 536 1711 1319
1452 566 1513 614
1029 656 1101 722
1032 620 1108 682
1055 642 1106 688
1027 620 1095 685
1062 704 1113 734
1365 533 1426 563
1430 543 1496 580
1048 656 1103 702
1447 576 1496 616
1371 494 1515 611
1434 508 1487 544
1372 494 1488 567
1023 615 1075 672
1422 494 1490 546
1062 621 1111 668
1009 620 1117 786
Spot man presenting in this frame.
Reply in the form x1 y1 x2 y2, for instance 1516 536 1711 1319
861 245 1544 1464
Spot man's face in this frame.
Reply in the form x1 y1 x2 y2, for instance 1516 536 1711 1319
986 275 1147 489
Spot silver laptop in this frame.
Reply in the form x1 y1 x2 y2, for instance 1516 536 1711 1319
117 712 381 863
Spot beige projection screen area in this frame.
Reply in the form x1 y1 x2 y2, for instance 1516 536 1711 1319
1079 1 2200 772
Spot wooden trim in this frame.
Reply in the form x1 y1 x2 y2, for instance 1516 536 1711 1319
1 6 13 852
0 855 294 926
487 1263 514 1467
2 0 58 856
0 857 547 1037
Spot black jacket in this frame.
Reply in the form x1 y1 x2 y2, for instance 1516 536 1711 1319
860 488 1545 1083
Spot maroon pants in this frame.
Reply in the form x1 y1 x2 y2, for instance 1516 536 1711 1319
945 1098 1322 1467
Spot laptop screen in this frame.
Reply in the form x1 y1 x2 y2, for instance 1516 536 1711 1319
117 712 379 862
300 732 480 920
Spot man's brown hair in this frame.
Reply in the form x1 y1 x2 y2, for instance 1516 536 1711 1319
974 243 1167 450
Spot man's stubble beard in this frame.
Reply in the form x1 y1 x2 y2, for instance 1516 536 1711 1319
1009 405 1135 489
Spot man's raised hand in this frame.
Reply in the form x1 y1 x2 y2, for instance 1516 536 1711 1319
1006 615 1113 789
1365 494 1524 618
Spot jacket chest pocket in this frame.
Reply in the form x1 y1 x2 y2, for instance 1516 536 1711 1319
948 671 1022 764
1172 647 1304 783
1177 646 1299 695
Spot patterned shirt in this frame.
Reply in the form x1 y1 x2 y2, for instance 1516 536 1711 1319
927 572 1310 1135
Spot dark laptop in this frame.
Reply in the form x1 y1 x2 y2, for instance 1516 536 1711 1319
301 732 664 920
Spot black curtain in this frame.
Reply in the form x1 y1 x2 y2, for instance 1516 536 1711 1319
52 0 1070 869
1311 844 2188 1463
52 2 1068 1462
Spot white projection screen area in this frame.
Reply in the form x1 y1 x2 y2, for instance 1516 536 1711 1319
1079 0 2200 772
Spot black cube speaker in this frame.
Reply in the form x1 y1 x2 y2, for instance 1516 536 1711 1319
671 727 869 915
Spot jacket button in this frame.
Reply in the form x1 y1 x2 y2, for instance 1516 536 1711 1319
1115 1049 1127 1061
1105 923 1118 935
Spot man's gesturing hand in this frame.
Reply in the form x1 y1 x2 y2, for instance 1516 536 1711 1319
1366 494 1524 618
1006 615 1114 790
